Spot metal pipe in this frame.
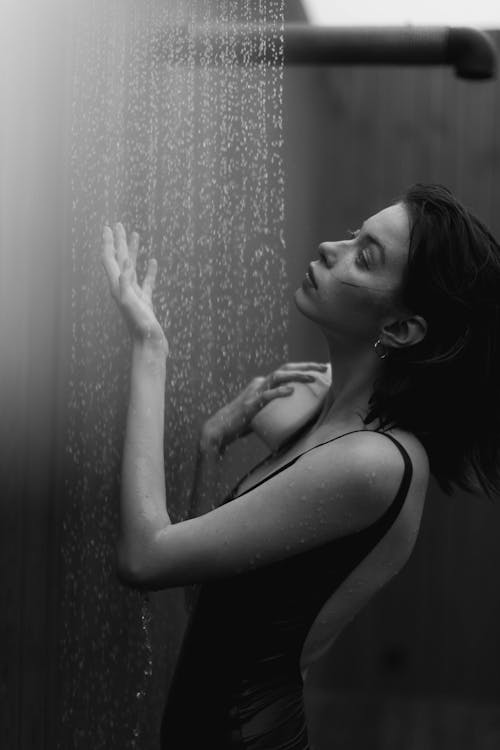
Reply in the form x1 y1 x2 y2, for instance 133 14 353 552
282 25 497 80
160 24 497 81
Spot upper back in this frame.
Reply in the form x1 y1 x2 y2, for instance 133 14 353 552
231 421 430 679
298 426 429 678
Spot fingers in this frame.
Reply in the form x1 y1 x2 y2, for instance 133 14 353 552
252 371 314 407
114 223 128 268
102 223 148 296
250 363 331 407
118 258 132 294
127 232 141 291
257 384 294 406
267 370 318 387
249 368 327 399
141 258 158 302
129 232 139 272
110 223 140 272
101 225 121 296
280 362 329 371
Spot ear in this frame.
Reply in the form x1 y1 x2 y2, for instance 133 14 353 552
381 314 427 350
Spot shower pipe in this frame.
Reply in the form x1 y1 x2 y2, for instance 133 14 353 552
167 24 497 80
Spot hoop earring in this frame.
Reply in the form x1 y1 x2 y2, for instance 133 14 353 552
373 338 389 360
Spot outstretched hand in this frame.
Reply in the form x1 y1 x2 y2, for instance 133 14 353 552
101 223 169 355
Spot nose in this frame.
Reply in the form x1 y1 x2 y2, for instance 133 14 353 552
318 241 339 264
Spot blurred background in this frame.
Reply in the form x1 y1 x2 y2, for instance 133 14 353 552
2 0 500 748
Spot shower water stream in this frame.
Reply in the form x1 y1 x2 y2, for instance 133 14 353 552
60 0 285 747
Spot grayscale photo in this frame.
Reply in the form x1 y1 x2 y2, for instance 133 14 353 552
2 1 500 748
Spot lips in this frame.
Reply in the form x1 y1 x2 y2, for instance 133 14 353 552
307 263 317 288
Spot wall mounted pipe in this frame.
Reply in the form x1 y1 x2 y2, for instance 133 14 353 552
163 24 497 81
281 25 497 80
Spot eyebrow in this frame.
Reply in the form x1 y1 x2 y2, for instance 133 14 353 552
360 223 386 266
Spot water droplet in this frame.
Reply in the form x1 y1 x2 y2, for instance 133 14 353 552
59 2 286 744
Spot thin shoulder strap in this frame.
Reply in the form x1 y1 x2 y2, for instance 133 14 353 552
224 411 319 502
223 453 276 504
328 431 414 560
226 428 398 502
220 430 414 570
356 432 413 535
299 431 414 532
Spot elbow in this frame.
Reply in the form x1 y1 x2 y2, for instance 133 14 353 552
115 542 152 591
116 563 148 591
115 539 172 592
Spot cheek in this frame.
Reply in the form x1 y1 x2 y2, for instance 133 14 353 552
325 277 381 310
322 279 389 334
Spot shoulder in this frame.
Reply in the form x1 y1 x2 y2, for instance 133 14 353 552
376 427 430 488
309 426 429 485
304 428 409 477
295 429 417 530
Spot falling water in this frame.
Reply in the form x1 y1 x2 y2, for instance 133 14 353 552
59 0 285 747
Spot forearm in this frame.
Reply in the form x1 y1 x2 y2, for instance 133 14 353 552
186 429 225 519
118 341 170 573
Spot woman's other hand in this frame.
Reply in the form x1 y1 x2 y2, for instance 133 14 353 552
101 223 169 355
202 362 330 452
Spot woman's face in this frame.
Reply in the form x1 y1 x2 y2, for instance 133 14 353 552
295 202 411 346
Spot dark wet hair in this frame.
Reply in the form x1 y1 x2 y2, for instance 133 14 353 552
364 183 500 500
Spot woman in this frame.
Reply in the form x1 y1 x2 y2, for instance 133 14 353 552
101 183 500 749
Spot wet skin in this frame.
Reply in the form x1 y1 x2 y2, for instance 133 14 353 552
295 203 412 345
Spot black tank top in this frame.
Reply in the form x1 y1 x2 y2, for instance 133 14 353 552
161 426 414 749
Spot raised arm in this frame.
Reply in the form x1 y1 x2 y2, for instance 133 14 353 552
100 222 332 587
103 224 399 597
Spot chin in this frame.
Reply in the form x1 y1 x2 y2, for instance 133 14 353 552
293 286 322 324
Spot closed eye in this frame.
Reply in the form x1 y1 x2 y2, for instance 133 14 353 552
356 251 370 269
347 229 370 269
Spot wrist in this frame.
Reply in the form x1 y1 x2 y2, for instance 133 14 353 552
132 338 169 366
199 425 225 456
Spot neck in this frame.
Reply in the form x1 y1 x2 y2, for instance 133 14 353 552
311 337 385 432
